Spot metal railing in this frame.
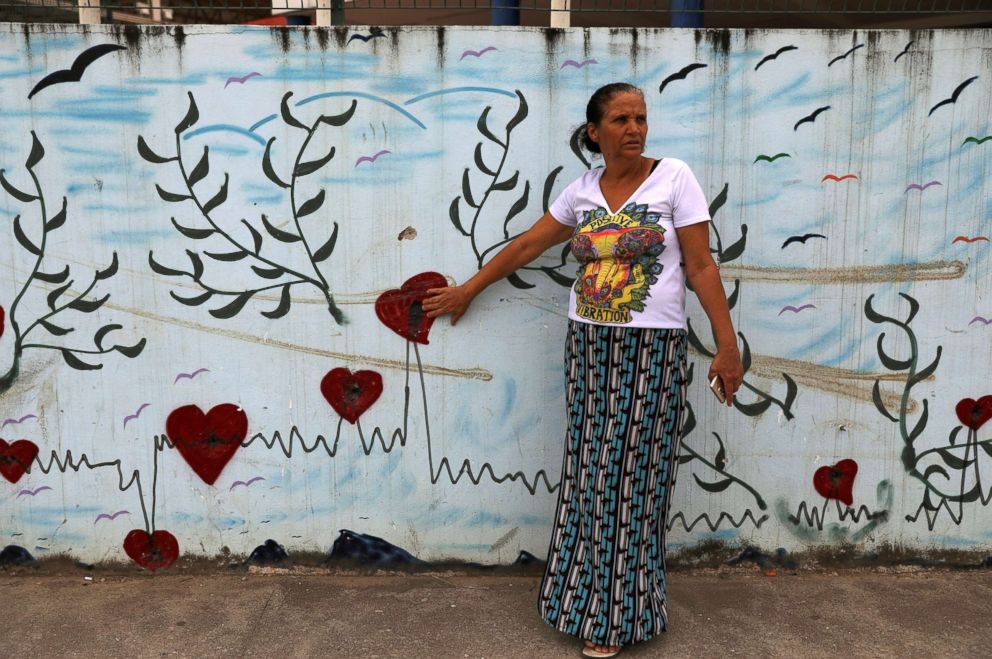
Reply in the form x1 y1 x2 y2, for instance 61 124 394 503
0 0 989 26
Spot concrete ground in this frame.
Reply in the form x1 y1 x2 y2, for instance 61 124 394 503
2 566 990 658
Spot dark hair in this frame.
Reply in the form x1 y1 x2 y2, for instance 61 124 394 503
580 82 645 154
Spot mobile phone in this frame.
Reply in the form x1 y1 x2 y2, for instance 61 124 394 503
709 375 727 404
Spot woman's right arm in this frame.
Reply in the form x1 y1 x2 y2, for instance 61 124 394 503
421 212 574 324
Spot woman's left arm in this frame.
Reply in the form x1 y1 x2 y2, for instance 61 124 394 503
676 221 744 405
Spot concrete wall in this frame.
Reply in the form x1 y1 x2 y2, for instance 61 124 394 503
1 24 990 567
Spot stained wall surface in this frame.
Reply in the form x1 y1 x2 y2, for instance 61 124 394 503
0 24 990 566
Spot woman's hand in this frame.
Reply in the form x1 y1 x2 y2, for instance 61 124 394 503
422 284 476 326
708 347 744 407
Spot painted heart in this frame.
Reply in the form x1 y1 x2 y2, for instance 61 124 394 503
321 368 383 424
374 272 448 344
123 529 179 572
0 438 38 484
166 404 248 485
813 458 858 507
955 396 992 431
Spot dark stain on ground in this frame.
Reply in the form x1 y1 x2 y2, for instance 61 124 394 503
389 27 400 51
707 29 731 55
629 28 639 69
544 28 564 72
171 26 186 51
21 23 30 50
333 26 348 49
582 28 591 60
435 26 446 68
272 27 292 53
315 27 330 51
694 29 704 48
301 27 311 50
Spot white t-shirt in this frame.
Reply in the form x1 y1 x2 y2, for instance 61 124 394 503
549 157 711 329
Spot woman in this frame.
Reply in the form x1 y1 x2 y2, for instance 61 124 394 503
423 82 743 657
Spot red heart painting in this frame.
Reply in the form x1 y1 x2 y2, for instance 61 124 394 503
321 368 383 424
955 396 992 431
374 272 448 344
0 438 38 484
166 404 248 485
123 529 179 572
813 459 858 507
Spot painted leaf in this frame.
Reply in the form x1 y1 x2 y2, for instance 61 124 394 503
733 396 773 417
262 138 289 189
251 265 284 280
936 447 973 470
95 253 119 281
692 474 734 493
210 292 254 319
93 323 122 350
280 92 308 130
297 189 325 218
47 282 72 310
863 295 894 326
155 185 191 203
116 338 146 359
39 320 73 336
137 135 175 164
506 272 534 289
461 169 477 208
319 99 357 126
170 290 213 306
899 292 920 325
506 90 529 133
148 252 187 277
781 373 798 418
980 440 992 459
186 250 204 280
476 106 506 147
13 216 41 256
204 249 248 262
568 125 592 169
261 284 292 319
491 171 519 192
876 334 912 371
175 92 200 134
187 146 210 187
241 220 263 254
542 166 564 213
68 294 110 313
312 223 339 263
474 142 495 176
708 183 729 218
261 215 301 243
720 225 748 263
909 347 942 388
685 320 714 358
448 197 469 237
34 265 70 284
171 218 215 239
871 379 898 422
61 350 101 371
201 173 229 214
25 131 45 169
726 279 740 310
504 181 530 234
540 266 573 288
679 404 696 438
0 171 37 203
714 433 727 471
295 147 336 177
907 400 929 442
46 197 68 232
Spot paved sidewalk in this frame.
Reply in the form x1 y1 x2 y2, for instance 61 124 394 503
2 567 990 658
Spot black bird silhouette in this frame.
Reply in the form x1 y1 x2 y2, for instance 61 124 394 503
658 63 707 94
827 43 864 67
928 76 979 117
793 106 830 131
754 45 798 71
781 233 827 249
28 44 126 99
894 41 914 63
347 27 385 44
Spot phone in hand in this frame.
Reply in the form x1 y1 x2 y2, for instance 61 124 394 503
709 375 727 404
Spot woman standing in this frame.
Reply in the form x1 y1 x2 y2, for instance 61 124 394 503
423 82 743 657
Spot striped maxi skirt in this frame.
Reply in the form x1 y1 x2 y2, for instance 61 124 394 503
538 320 688 647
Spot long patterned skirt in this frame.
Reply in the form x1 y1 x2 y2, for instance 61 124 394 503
538 320 688 647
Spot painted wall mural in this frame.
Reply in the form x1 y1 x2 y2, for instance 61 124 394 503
1 24 990 568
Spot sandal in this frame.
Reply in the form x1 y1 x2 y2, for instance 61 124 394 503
582 643 622 658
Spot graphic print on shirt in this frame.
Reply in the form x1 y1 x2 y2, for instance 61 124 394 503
569 202 666 325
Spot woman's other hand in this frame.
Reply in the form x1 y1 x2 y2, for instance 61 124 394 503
423 284 475 326
708 347 743 407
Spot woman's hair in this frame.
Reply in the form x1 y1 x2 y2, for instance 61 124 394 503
580 82 645 154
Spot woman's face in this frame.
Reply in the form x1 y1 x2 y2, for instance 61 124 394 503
587 92 648 161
